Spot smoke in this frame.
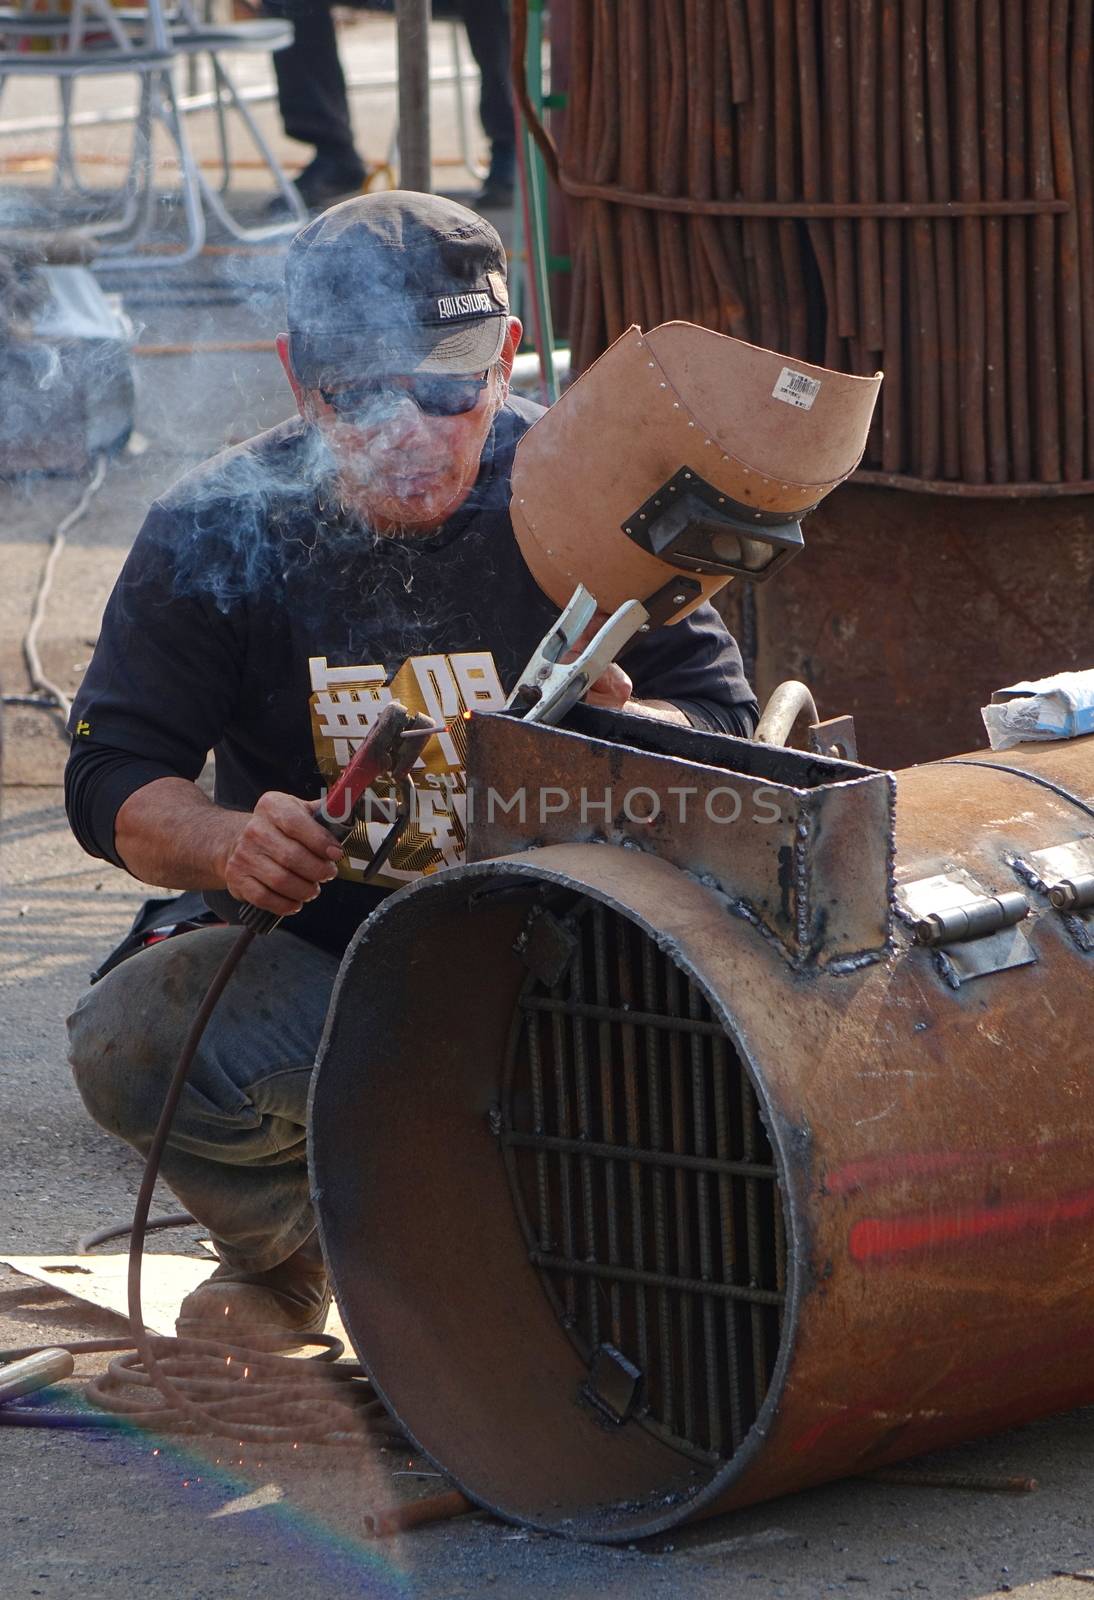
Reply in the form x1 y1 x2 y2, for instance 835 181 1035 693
0 173 516 662
125 195 516 639
151 363 514 669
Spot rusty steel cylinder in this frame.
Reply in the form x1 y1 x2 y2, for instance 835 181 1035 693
311 719 1094 1542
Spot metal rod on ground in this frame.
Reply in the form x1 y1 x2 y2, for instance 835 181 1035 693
363 1489 473 1537
861 1469 1038 1494
395 0 432 192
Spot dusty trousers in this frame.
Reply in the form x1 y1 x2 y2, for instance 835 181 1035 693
67 926 341 1272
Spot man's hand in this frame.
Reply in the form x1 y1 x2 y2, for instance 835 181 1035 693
564 612 688 722
222 792 343 916
584 659 634 711
114 777 344 913
563 612 634 712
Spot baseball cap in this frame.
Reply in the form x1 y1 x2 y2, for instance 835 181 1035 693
285 190 509 388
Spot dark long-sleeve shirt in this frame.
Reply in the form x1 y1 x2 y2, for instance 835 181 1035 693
66 399 758 954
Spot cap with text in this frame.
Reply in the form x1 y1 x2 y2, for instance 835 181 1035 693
286 190 509 388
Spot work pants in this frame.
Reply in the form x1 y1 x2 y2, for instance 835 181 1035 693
459 0 515 184
259 0 513 179
67 927 339 1273
262 0 360 167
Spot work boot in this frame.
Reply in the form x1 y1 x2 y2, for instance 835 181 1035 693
175 1233 332 1341
290 153 367 212
470 177 514 211
472 142 515 211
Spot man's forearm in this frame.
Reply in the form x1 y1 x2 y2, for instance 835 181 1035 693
114 777 245 891
626 698 692 727
114 778 342 916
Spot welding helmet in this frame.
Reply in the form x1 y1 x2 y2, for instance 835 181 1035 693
511 323 882 622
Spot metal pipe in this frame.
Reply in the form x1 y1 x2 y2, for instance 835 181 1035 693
1048 873 1094 911
312 721 1094 1541
0 1349 74 1404
395 0 431 192
753 679 820 746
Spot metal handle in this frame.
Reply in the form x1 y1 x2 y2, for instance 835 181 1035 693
236 703 438 936
754 681 820 747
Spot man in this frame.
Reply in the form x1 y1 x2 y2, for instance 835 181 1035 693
264 0 514 212
64 192 758 1339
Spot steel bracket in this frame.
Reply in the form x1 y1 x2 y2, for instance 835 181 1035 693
466 707 894 968
517 907 578 987
808 714 858 763
581 1343 644 1425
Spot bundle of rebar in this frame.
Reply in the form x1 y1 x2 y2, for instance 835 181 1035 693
554 0 1094 494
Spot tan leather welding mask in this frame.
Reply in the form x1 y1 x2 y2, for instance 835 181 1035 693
511 322 882 621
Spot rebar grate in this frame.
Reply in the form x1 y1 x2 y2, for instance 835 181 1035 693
501 898 787 1464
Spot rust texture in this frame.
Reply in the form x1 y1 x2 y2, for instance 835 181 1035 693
555 0 1094 491
715 482 1094 769
463 704 895 966
312 714 1094 1541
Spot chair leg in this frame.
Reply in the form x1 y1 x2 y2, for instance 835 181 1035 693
54 76 81 194
153 68 207 263
97 67 206 268
187 53 306 241
53 74 133 211
115 75 159 241
211 58 233 195
78 74 159 246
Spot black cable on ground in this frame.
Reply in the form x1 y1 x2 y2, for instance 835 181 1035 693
78 1211 196 1255
0 926 399 1447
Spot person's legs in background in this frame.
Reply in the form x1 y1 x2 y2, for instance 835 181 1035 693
262 0 367 209
458 0 514 209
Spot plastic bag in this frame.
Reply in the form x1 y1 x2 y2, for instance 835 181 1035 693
981 668 1094 751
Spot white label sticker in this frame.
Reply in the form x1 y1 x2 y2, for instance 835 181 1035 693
772 367 822 410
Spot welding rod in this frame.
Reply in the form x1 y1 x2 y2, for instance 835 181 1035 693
0 1349 75 1405
861 1467 1037 1494
362 1489 473 1537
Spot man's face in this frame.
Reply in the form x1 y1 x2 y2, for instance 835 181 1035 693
277 319 522 534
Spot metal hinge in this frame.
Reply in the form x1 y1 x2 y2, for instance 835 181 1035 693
1012 836 1094 954
896 870 1036 986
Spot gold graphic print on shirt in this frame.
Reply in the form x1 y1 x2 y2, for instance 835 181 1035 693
308 652 506 887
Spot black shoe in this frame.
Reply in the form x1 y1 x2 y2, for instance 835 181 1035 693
470 178 515 211
267 154 367 218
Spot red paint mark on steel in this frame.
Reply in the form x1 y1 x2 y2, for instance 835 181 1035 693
791 1405 877 1454
827 1139 1085 1197
849 1185 1094 1263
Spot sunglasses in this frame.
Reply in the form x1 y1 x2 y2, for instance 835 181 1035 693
319 370 491 421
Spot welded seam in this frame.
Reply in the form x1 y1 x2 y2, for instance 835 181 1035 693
1009 853 1094 953
938 758 1094 820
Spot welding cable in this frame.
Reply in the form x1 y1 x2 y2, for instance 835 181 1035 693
0 779 424 1442
0 922 400 1443
2 456 108 728
77 1211 196 1255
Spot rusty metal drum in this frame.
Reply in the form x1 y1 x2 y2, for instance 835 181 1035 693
310 710 1094 1541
